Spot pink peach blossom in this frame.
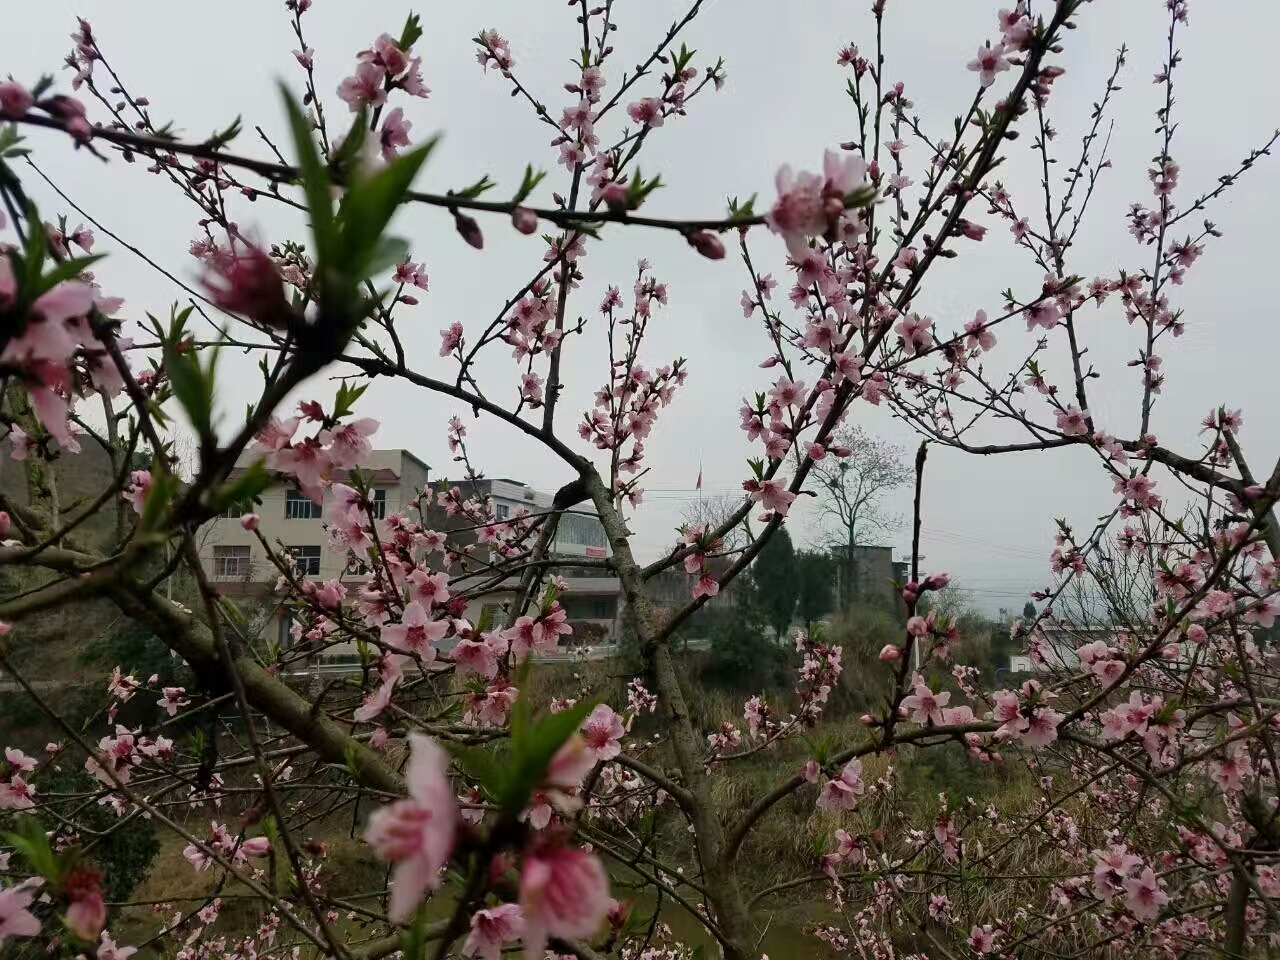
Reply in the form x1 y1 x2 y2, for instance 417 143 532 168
519 846 609 959
365 734 457 922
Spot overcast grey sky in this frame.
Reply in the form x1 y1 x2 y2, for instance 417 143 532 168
9 0 1280 613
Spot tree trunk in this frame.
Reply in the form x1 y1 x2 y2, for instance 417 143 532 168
845 520 856 610
586 472 755 960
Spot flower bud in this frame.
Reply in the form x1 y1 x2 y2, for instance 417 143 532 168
688 231 725 260
455 212 484 249
511 206 538 234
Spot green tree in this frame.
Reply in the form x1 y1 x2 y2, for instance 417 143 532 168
752 527 799 639
702 606 789 693
795 550 836 628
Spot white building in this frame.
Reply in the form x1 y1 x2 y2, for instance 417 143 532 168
199 449 432 646
198 459 623 651
434 478 619 641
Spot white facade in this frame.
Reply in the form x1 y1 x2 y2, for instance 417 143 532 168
439 478 618 639
476 478 610 561
198 461 623 649
198 449 431 645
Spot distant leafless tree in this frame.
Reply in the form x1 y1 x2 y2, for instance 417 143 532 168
679 492 750 552
812 426 911 603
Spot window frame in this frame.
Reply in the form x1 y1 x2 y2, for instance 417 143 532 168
288 545 322 577
212 545 251 579
285 488 322 520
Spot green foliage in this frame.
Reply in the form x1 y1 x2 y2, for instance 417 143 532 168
93 619 183 694
795 551 836 627
207 460 271 515
398 12 424 51
511 164 546 204
701 607 789 694
498 695 597 814
3 767 159 906
164 332 220 444
280 87 436 362
822 605 902 713
752 527 799 639
332 379 369 419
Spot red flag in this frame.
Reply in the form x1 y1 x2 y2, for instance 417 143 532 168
695 466 702 490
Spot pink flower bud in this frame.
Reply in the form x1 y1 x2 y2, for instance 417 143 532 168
923 573 951 591
240 836 272 858
455 213 484 249
0 510 10 536
203 246 293 329
858 713 876 726
63 867 106 940
687 231 726 260
511 207 538 234
241 513 260 532
0 83 32 120
600 182 630 212
879 644 902 662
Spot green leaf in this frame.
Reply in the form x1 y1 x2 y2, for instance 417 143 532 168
202 116 243 151
139 471 179 533
448 743 503 793
364 236 411 279
455 174 496 200
401 907 431 960
343 741 365 779
165 343 214 439
207 459 271 514
280 86 337 267
340 138 437 279
331 107 371 173
398 12 424 52
5 818 60 883
0 124 29 159
333 380 370 420
217 595 250 631
512 164 547 204
501 696 598 813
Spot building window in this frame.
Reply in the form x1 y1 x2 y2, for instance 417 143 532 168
278 612 295 649
344 553 371 577
562 596 616 620
371 488 387 519
495 503 509 521
288 545 322 577
559 512 607 548
555 565 609 579
212 545 251 578
220 503 245 519
285 488 322 520
479 602 503 629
